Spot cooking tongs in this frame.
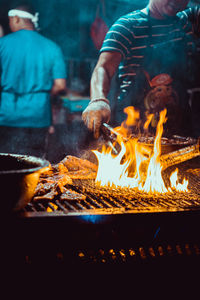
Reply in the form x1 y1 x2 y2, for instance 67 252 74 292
100 123 124 154
101 122 200 169
101 123 127 142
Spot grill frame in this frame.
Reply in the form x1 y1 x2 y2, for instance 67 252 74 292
16 156 200 218
11 207 200 267
18 173 200 218
8 157 200 268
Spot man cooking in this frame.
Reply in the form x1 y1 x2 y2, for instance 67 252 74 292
0 3 67 158
82 0 200 139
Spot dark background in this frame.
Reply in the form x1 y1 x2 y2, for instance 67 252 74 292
0 0 149 87
0 0 199 163
0 0 148 57
0 0 150 163
0 0 198 90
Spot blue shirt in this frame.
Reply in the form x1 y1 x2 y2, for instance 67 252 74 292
0 29 67 127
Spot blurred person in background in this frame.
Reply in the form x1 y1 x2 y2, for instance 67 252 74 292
0 3 67 158
82 0 200 139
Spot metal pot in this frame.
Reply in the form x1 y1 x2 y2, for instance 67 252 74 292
0 153 50 212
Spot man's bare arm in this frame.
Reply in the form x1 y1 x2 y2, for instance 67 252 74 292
82 51 122 138
51 78 67 96
90 51 122 100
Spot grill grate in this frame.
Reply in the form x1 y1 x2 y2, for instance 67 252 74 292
11 159 200 280
20 165 200 216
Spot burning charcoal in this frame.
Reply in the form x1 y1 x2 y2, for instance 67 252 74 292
54 174 73 193
67 169 96 179
50 162 68 173
186 168 200 176
60 155 98 171
58 163 69 173
33 155 98 203
39 178 55 184
39 164 54 177
34 181 54 196
60 187 86 201
33 190 57 201
34 182 44 195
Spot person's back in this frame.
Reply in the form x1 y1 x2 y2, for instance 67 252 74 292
0 30 65 94
0 29 66 127
0 4 67 158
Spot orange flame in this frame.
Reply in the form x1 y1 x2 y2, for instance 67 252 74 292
114 106 140 137
93 106 189 194
144 113 154 131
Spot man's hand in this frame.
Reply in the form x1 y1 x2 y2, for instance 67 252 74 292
82 99 111 139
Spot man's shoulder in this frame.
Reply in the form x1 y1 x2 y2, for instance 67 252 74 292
0 30 50 43
0 31 18 41
116 9 148 25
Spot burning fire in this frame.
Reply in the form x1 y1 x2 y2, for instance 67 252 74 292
93 107 189 194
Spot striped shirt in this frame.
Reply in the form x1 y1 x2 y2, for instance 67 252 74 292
100 6 200 102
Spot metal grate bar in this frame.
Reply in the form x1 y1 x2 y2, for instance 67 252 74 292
83 196 104 209
35 202 46 211
83 198 102 209
63 201 77 211
47 202 57 211
24 203 37 212
54 200 68 212
73 201 88 210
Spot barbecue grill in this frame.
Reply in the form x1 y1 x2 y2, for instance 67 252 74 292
6 156 200 275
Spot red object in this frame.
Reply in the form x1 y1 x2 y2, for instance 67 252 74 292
90 16 108 50
150 73 173 87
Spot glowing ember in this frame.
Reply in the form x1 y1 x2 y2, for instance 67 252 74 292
93 107 189 194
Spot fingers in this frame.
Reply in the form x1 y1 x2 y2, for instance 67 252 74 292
82 111 97 130
82 111 101 139
93 118 101 139
82 107 111 139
